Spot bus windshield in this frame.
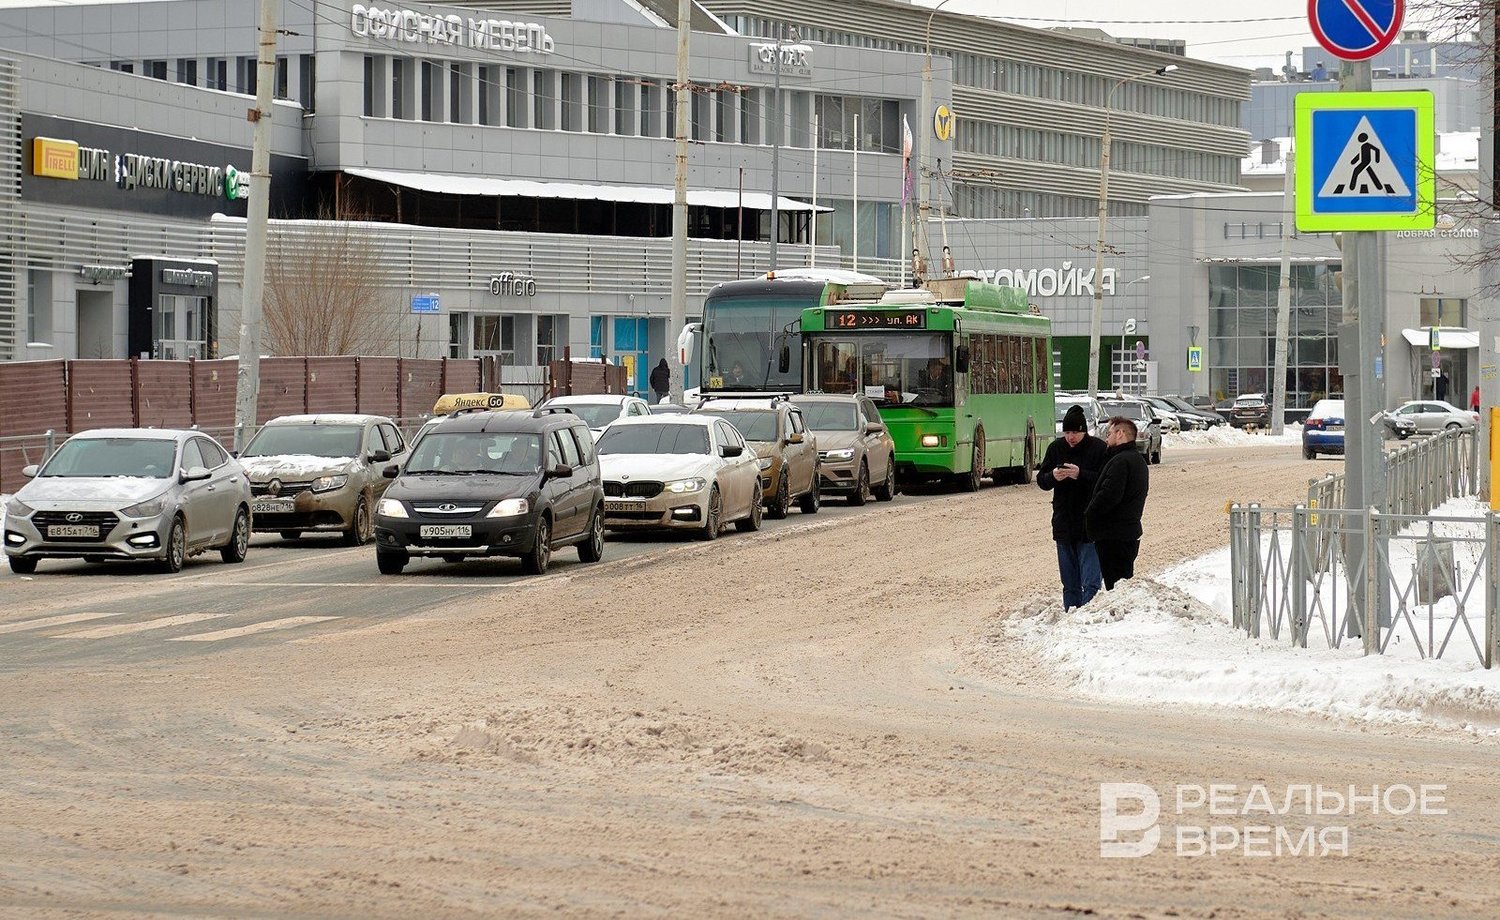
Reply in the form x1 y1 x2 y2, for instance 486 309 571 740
701 296 806 391
806 333 953 407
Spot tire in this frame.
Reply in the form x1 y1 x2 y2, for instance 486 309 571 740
1303 445 1316 460
578 505 605 563
158 517 186 574
1446 421 1463 431
697 486 722 541
1151 443 1162 465
7 556 37 575
872 457 896 502
735 489 764 532
767 471 791 519
279 530 302 540
799 470 821 514
848 461 870 506
220 508 250 564
1017 426 1036 485
376 548 407 574
522 515 552 575
957 432 984 493
340 496 372 547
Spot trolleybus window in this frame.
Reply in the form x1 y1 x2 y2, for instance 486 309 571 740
808 334 953 406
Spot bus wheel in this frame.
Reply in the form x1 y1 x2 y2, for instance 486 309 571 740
1015 422 1037 485
957 431 984 493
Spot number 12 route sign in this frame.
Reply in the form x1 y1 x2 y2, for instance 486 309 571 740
1308 0 1403 61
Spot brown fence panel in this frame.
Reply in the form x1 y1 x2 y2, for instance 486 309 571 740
441 358 482 395
306 357 359 414
0 360 67 492
357 357 401 418
257 357 308 423
66 360 135 431
191 359 238 434
400 359 444 420
547 361 628 398
134 360 193 429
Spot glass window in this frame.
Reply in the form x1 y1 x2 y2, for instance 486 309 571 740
797 400 858 431
1420 298 1466 327
42 438 177 478
196 438 227 468
695 410 779 443
551 429 581 467
406 432 542 474
242 424 365 459
181 439 206 471
379 423 405 454
570 427 595 465
597 423 710 456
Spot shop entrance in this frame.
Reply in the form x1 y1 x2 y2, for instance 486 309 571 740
75 289 115 358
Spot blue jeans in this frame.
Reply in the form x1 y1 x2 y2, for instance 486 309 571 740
1056 540 1102 609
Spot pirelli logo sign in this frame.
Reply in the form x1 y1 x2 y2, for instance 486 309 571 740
33 136 79 180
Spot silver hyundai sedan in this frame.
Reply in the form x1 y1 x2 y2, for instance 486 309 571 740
3 429 252 574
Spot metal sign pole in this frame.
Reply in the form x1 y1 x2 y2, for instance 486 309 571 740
1341 59 1372 639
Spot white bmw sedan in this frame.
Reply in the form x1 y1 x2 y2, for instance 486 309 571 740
595 416 762 540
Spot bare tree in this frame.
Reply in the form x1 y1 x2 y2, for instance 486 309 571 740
264 210 402 356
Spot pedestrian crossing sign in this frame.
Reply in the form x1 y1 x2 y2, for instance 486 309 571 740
1295 91 1434 232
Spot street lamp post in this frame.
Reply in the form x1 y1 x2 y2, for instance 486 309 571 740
1087 64 1177 398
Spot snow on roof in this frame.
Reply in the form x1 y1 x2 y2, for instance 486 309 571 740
1242 132 1479 175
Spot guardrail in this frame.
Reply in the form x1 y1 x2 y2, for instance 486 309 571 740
1230 504 1499 667
0 431 57 485
1307 427 1477 516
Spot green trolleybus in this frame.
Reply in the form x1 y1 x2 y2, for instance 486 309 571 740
795 278 1052 490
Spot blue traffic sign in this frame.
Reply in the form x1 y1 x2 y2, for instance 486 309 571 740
1294 91 1435 232
1308 0 1402 61
411 294 440 314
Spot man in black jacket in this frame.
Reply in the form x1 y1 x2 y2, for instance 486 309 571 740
649 358 670 403
1085 416 1151 590
1038 404 1107 609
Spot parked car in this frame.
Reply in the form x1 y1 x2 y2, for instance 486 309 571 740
1142 396 1185 432
1098 398 1164 464
693 398 820 517
3 428 251 574
535 394 652 439
1053 394 1108 438
373 408 605 575
238 414 407 544
1229 393 1272 429
595 416 763 539
1304 399 1418 459
411 393 533 454
1390 400 1479 434
648 403 692 415
790 393 896 504
1161 395 1227 428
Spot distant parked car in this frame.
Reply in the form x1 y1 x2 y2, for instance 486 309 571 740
1302 399 1345 459
1161 395 1227 428
1053 394 1108 438
1098 398 1163 464
535 394 652 439
1229 394 1271 429
1390 400 1479 434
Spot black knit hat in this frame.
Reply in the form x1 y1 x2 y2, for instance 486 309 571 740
1062 405 1088 433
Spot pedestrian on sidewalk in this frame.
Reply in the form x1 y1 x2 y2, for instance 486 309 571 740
1471 384 1481 413
1085 416 1150 590
650 358 670 403
1037 404 1107 609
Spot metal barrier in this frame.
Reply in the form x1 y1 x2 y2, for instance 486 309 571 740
1230 504 1500 667
0 430 56 484
1307 427 1477 516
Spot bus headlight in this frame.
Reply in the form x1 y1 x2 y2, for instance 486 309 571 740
920 434 947 448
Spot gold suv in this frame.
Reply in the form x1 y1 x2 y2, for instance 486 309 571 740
692 398 820 518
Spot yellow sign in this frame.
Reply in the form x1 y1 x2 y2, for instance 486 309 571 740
32 136 79 180
933 104 954 142
431 392 531 415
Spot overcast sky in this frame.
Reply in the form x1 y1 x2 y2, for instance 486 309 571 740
0 0 1455 71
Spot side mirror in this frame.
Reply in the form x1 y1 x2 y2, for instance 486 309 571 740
382 464 400 479
368 449 391 463
21 464 38 478
229 450 239 459
549 463 575 479
778 345 791 375
721 444 744 458
787 432 805 445
864 421 884 434
180 465 212 483
955 345 971 375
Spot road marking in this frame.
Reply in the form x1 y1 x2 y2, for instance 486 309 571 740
0 611 128 635
167 616 341 642
55 613 228 639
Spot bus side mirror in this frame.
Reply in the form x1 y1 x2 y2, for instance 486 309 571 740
955 345 971 375
778 345 790 375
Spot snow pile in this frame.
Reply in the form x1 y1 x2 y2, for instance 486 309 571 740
999 497 1500 737
1168 425 1302 449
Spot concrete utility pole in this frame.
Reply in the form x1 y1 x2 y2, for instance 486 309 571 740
232 0 278 451
1270 150 1295 436
1479 7 1498 504
767 24 785 271
668 0 690 404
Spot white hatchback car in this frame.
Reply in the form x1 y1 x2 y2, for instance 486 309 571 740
536 394 652 439
595 416 763 539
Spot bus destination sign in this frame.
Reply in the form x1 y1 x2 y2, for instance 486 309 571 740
831 309 927 330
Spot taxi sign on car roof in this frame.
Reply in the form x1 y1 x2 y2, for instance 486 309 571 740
431 392 531 416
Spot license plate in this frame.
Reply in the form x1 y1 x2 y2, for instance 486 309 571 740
47 525 99 538
252 499 294 514
419 524 472 539
604 501 641 513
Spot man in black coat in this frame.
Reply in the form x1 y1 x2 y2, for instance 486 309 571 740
649 358 670 403
1085 416 1150 590
1037 404 1107 609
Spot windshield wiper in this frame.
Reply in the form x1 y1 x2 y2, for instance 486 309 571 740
453 468 532 476
406 468 462 475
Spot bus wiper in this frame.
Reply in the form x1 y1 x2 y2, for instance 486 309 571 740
707 336 720 375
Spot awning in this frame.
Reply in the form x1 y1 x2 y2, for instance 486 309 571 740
1401 327 1479 349
342 167 831 213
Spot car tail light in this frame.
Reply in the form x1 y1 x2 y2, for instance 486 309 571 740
1306 418 1324 430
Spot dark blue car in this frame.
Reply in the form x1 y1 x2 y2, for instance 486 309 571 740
1303 398 1416 459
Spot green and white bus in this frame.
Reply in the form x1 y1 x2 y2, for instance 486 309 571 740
795 278 1052 490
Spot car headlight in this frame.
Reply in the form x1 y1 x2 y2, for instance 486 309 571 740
823 448 855 461
757 457 773 471
310 474 349 493
664 477 706 494
120 495 168 518
4 497 33 517
377 498 407 518
486 498 530 518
